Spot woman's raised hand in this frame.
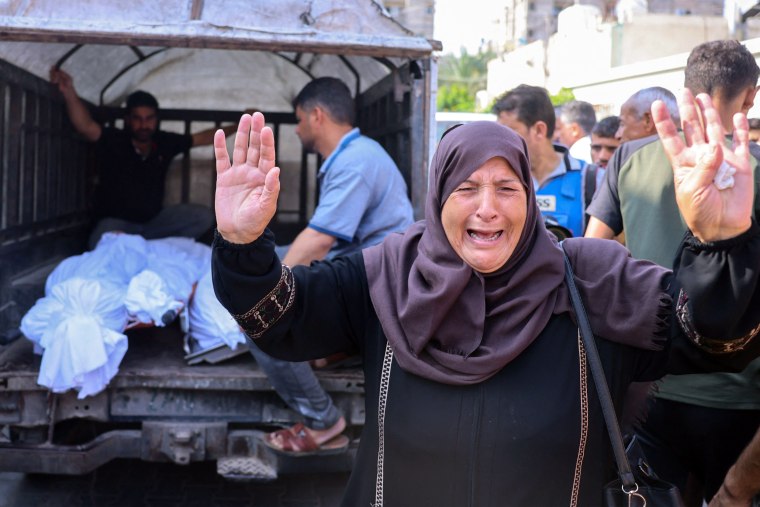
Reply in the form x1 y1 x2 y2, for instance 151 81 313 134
653 89 754 242
214 112 280 244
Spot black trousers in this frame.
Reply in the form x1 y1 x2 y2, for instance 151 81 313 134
635 397 760 505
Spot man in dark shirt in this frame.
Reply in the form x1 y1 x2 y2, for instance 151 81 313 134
50 68 235 248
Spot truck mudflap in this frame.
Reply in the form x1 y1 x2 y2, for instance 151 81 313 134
0 423 356 479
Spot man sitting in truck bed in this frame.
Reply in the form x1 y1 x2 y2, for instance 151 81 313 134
246 77 414 454
50 68 235 249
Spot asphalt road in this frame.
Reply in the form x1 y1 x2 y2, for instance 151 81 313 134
0 460 350 507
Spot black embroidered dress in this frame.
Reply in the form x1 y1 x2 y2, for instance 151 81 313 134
212 226 760 507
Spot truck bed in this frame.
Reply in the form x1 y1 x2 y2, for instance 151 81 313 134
0 325 365 477
0 324 364 394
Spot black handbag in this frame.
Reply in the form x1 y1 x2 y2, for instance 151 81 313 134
562 247 686 507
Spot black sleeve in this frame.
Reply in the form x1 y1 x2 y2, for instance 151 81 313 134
673 223 760 339
211 230 371 362
640 222 760 378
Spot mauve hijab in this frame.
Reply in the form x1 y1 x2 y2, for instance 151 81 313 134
363 121 670 385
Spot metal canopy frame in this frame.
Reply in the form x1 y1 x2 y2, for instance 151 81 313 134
51 43 409 107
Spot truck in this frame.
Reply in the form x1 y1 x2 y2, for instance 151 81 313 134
0 0 438 480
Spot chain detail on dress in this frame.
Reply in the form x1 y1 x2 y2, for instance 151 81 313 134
373 342 393 507
675 289 760 354
570 329 589 507
373 335 592 507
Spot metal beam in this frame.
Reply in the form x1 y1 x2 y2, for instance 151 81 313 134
0 24 435 60
742 4 760 22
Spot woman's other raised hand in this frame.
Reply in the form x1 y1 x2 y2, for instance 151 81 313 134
653 89 753 242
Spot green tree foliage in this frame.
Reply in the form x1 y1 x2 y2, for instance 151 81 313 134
550 87 575 106
438 83 475 112
483 86 577 114
437 47 496 112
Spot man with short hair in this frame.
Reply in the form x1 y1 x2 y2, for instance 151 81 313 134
748 117 760 143
589 116 620 169
582 116 621 219
250 77 414 454
493 85 586 237
281 77 413 266
585 40 760 506
585 86 680 239
616 86 680 142
556 100 596 163
50 68 233 248
552 106 564 143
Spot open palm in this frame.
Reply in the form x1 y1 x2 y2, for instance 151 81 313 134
214 112 280 244
653 90 754 242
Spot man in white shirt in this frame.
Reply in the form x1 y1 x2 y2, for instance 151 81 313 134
555 100 596 164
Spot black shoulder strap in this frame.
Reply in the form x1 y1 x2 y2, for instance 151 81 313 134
554 143 581 173
584 164 599 209
560 243 637 491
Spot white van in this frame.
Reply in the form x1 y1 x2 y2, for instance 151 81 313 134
435 111 496 140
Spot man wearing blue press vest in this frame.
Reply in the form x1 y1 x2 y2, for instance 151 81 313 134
240 77 413 454
493 85 586 237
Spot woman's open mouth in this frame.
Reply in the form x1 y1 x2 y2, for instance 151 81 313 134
467 230 503 241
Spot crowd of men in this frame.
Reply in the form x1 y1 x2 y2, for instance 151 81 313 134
491 39 760 507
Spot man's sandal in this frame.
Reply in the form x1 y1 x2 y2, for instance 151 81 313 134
264 423 349 456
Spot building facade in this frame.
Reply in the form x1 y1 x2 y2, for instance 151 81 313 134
384 0 436 38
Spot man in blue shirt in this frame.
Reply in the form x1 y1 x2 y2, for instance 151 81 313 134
253 77 414 454
281 77 413 265
493 85 586 237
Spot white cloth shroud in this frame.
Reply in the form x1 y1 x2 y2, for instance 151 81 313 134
124 237 211 326
188 269 247 351
20 278 128 399
45 233 148 294
20 233 212 398
124 271 185 326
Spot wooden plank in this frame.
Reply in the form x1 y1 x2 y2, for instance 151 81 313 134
0 82 6 231
181 120 191 203
190 0 205 20
21 91 37 225
355 61 430 217
6 84 22 228
49 99 62 218
410 72 431 219
36 97 51 221
0 27 435 59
